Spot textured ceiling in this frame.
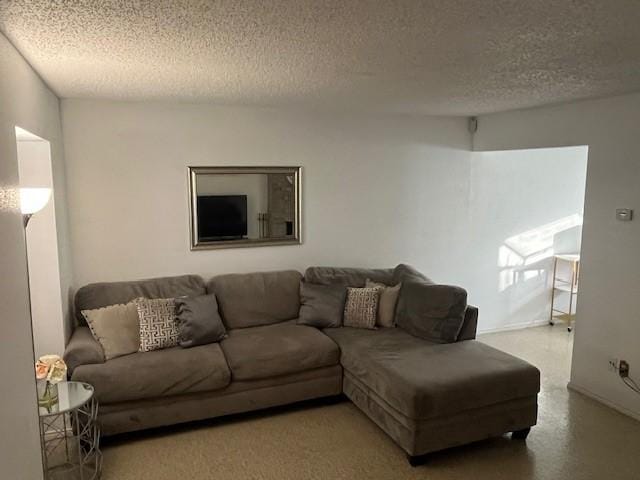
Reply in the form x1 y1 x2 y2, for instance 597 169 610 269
1 1 640 115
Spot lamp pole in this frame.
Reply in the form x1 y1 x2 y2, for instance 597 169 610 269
19 188 51 480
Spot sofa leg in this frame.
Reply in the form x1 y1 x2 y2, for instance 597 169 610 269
407 454 427 467
511 427 531 440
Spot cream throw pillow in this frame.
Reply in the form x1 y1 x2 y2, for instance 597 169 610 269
343 287 381 329
82 302 140 360
366 279 401 328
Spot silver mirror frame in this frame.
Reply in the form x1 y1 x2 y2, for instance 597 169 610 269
188 166 302 250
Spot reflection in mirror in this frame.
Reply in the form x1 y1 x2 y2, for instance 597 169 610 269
189 167 301 249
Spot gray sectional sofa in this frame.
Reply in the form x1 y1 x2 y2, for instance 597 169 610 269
64 265 540 463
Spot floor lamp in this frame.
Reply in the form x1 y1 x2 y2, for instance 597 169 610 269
19 186 51 479
20 187 51 226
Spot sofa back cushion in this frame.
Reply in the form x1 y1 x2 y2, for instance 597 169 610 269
75 275 206 326
304 266 394 287
392 263 435 285
395 282 468 343
392 264 467 343
207 270 302 329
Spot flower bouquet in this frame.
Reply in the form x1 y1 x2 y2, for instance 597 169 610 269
35 355 67 409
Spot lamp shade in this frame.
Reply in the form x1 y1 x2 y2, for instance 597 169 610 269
19 187 51 215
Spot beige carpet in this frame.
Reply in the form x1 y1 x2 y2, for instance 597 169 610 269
102 326 640 480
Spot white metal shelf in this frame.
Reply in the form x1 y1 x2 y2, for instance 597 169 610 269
549 254 580 332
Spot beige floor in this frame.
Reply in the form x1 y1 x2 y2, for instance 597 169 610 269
101 325 640 479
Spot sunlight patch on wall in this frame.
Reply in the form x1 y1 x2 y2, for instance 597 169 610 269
498 213 583 292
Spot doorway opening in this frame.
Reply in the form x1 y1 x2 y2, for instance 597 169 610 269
470 145 589 384
15 126 65 360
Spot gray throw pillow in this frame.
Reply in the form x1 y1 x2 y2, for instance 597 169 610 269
395 282 468 343
298 282 347 328
175 294 227 348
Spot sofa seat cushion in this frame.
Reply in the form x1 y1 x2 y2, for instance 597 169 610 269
71 343 231 404
220 322 340 381
324 327 540 420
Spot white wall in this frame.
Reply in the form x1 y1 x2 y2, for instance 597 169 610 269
62 100 473 288
474 92 640 419
0 31 72 480
62 100 589 334
466 147 587 332
17 139 66 358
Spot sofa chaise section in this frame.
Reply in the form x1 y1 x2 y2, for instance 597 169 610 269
324 326 540 459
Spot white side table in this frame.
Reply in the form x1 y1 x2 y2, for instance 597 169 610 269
38 381 102 479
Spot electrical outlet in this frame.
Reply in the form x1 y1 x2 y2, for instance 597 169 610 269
608 358 619 372
619 360 630 378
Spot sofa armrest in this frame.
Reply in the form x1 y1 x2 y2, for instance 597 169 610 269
64 326 105 374
457 305 478 341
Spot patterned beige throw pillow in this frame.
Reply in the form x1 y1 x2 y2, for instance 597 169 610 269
82 302 140 360
365 279 402 328
135 297 179 352
343 287 382 329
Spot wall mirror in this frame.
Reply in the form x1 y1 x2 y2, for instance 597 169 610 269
188 166 302 250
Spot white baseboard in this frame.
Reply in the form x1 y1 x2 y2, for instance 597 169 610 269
567 381 640 422
477 319 551 335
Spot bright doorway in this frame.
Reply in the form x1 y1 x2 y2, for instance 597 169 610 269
15 126 65 360
470 145 588 381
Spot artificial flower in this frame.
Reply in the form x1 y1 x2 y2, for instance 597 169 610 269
34 354 67 384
